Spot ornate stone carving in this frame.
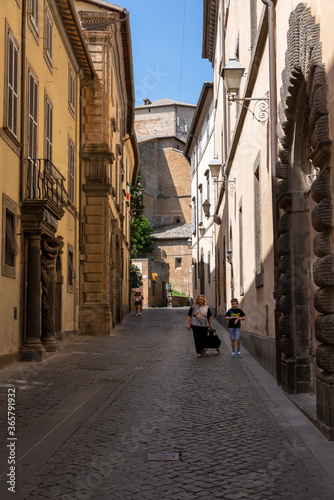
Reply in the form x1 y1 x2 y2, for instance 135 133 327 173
277 3 334 410
311 197 333 232
278 314 291 336
313 255 334 288
280 336 293 357
279 295 291 315
278 213 290 234
279 273 291 296
276 161 289 180
314 287 334 315
315 315 334 345
41 235 64 351
279 254 290 273
313 229 332 258
316 344 334 373
277 232 290 255
311 166 331 202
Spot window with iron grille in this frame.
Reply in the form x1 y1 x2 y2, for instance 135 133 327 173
68 139 75 203
45 94 53 160
28 70 38 160
6 30 19 138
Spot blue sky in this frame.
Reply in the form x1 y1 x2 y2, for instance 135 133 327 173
116 0 213 106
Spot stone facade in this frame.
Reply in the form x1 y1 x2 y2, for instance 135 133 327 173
135 98 195 143
202 0 334 439
134 99 194 298
184 83 216 314
152 225 193 297
77 2 138 334
0 0 96 365
131 258 169 308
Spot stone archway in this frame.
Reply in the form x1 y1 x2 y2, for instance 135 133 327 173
276 3 334 438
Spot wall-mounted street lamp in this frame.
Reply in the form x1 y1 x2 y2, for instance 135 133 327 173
187 237 192 247
208 157 236 196
199 227 214 237
202 199 222 225
222 58 269 123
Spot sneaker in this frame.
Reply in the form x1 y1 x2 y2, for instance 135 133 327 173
237 351 242 358
231 352 236 358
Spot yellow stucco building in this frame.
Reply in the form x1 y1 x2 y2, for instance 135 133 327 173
0 0 138 366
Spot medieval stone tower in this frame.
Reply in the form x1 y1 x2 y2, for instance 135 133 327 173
134 98 195 298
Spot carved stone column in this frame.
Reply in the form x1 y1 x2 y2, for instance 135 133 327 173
21 199 64 361
276 4 334 438
20 233 45 361
41 235 64 351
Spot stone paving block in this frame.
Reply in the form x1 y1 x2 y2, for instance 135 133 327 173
1 309 334 499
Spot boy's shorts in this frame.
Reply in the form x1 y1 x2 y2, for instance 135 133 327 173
229 328 240 340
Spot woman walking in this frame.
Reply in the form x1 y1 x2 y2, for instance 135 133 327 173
187 294 213 357
134 291 142 316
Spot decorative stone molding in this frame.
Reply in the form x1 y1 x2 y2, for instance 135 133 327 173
313 229 332 258
313 255 334 288
315 315 334 345
277 3 334 411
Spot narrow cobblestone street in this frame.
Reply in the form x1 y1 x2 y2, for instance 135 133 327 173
1 308 334 499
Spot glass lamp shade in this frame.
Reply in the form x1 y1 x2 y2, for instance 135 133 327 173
202 199 211 216
208 157 222 179
199 227 205 236
222 58 245 95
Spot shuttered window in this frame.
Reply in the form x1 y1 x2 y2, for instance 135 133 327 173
68 67 75 116
44 8 52 65
30 0 39 31
6 33 19 137
45 96 53 160
68 140 75 203
28 72 38 160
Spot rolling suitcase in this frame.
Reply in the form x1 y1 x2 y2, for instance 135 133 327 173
205 329 221 354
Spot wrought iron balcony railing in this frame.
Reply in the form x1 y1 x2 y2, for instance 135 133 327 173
25 159 69 209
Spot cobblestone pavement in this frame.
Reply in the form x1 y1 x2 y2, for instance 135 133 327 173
1 308 334 499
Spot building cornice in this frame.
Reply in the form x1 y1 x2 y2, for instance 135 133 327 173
202 0 218 62
184 82 213 159
55 0 96 80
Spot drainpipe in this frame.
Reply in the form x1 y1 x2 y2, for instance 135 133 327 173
196 138 200 284
261 0 280 384
19 0 27 203
222 0 228 316
189 134 200 282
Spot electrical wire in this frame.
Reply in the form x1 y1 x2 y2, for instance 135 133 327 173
178 0 187 101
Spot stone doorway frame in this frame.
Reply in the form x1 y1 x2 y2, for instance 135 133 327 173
276 3 334 439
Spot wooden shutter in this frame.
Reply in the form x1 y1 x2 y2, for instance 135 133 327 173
7 34 19 137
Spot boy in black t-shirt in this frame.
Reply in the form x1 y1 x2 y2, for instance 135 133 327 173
225 298 245 358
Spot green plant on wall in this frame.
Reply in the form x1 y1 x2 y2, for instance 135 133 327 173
130 172 154 259
168 283 190 297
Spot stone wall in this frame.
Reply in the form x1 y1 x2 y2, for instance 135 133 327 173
153 239 192 295
139 137 191 228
